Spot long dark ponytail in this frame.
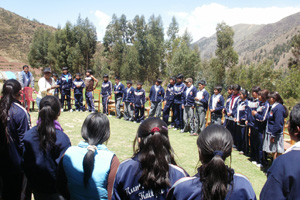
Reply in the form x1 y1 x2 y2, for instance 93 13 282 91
81 113 110 187
0 79 22 145
268 92 288 118
37 96 61 152
197 125 234 200
133 117 176 193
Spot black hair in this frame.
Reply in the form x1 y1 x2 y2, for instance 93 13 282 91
23 65 29 70
75 73 81 76
169 77 176 82
126 80 133 85
197 125 234 200
103 74 109 78
268 92 288 118
62 66 68 71
251 86 261 93
227 85 233 90
133 118 176 193
37 96 61 152
81 113 110 187
232 84 241 91
86 69 93 75
240 88 248 99
115 76 120 80
0 79 22 144
52 73 58 77
258 89 269 102
137 82 143 85
289 103 300 139
214 85 222 92
176 74 183 79
198 80 207 86
156 79 163 84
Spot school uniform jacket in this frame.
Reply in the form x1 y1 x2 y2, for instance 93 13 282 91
149 85 165 102
181 86 197 107
228 95 240 120
164 84 175 102
247 98 259 128
266 103 286 137
253 101 269 129
59 73 72 90
112 154 188 200
114 83 125 99
167 173 256 200
224 94 232 115
101 81 113 97
236 99 249 126
173 83 186 104
123 87 135 103
134 88 146 107
209 94 225 115
195 89 210 111
72 78 85 95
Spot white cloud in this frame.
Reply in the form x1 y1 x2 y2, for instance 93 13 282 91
93 10 111 41
169 3 300 41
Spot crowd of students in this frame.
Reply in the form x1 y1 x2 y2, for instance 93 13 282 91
0 78 300 200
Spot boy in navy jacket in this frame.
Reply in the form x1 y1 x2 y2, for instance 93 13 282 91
163 77 176 126
114 76 124 119
149 79 165 118
72 73 85 112
134 82 146 123
223 85 233 127
260 103 300 200
59 66 73 112
194 80 209 134
52 73 60 99
123 80 135 121
209 85 224 125
181 78 197 135
173 74 186 130
101 74 112 115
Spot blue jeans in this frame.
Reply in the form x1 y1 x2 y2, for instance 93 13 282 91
61 89 71 110
85 91 95 112
173 103 184 129
102 96 109 114
74 94 84 111
163 101 175 125
135 106 145 122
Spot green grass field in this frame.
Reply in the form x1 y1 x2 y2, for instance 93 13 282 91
30 111 267 198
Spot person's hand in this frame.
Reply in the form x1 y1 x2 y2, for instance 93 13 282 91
195 97 199 101
114 91 118 94
130 103 133 106
227 113 231 116
210 109 215 112
163 100 166 105
252 110 257 116
222 109 225 113
192 106 194 109
234 118 237 122
182 105 184 109
270 137 275 143
77 85 80 88
141 105 144 108
47 88 51 92
245 120 248 125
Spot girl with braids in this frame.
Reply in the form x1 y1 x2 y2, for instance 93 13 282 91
23 96 71 200
58 113 119 200
112 117 187 200
167 125 256 200
0 79 30 200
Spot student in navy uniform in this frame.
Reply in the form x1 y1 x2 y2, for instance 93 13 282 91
72 73 85 112
123 80 135 121
112 118 188 200
167 125 256 200
134 82 146 123
173 74 186 131
0 79 31 200
149 79 165 118
209 85 224 125
235 89 249 155
52 73 60 99
163 76 176 126
114 76 124 119
101 74 112 115
222 85 233 127
23 96 71 200
194 80 209 135
226 84 241 148
59 66 73 112
181 78 197 135
260 103 300 200
263 92 288 160
251 89 270 167
84 69 99 113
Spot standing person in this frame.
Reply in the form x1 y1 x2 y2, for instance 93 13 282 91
134 82 146 123
0 79 31 200
19 65 35 108
72 73 85 112
123 80 135 121
209 85 224 125
181 78 197 135
84 69 99 113
251 90 270 167
194 80 209 135
149 79 165 118
260 103 300 200
173 74 186 131
263 92 288 160
167 125 256 200
59 66 73 112
163 77 176 126
101 74 112 115
112 118 188 200
58 113 120 200
52 73 60 99
223 85 233 127
114 76 124 119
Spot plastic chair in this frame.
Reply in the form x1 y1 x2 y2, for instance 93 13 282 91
24 87 37 112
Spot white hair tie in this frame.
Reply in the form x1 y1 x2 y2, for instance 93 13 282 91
87 145 97 152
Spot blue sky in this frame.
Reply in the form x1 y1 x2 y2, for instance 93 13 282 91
1 0 300 42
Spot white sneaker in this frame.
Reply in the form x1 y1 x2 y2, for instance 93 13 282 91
61 108 64 112
251 161 257 165
256 163 263 168
180 129 184 133
91 111 96 113
69 109 73 112
134 121 137 123
173 128 178 131
75 110 79 112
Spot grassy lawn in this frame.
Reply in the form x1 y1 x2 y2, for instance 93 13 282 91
30 111 267 198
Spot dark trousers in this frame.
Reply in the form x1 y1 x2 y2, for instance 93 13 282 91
102 96 109 114
61 89 71 110
135 106 145 122
227 120 237 147
173 103 184 129
74 94 84 111
85 91 95 112
237 125 248 153
163 101 175 125
250 127 264 164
